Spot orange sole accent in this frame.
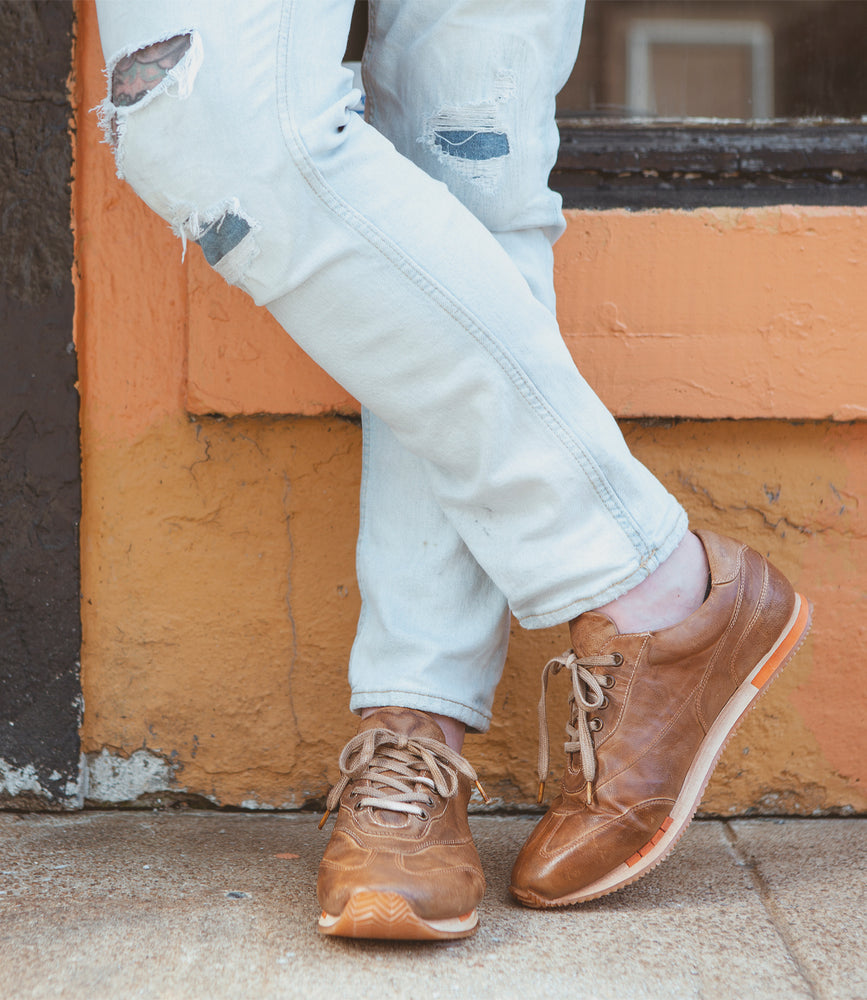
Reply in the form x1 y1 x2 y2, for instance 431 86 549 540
626 816 674 867
752 595 811 689
318 891 478 941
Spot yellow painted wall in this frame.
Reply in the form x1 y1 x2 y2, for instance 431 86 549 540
74 1 866 813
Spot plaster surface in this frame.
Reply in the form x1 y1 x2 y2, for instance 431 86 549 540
77 415 867 814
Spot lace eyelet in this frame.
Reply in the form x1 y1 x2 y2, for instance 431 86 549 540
601 674 615 689
419 810 429 821
426 797 435 807
611 652 624 666
600 695 610 710
589 718 603 732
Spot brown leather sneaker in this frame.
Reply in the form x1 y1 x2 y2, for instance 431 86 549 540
510 529 811 908
317 707 486 939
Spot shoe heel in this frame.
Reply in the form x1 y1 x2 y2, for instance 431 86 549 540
750 593 812 690
319 891 478 941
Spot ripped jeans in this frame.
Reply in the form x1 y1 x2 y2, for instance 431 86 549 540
95 0 687 732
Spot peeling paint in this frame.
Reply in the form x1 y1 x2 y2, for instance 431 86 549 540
0 757 84 809
84 749 179 803
0 759 44 797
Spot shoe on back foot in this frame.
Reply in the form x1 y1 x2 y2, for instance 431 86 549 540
510 529 812 908
318 706 485 940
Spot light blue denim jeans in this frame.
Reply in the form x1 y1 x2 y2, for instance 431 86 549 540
95 0 687 731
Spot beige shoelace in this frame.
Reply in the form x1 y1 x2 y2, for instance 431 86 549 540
319 728 488 828
536 650 621 805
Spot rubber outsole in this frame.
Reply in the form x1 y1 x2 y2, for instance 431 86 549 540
510 593 813 909
318 891 479 941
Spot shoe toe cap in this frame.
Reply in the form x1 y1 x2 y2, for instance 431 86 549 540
510 800 674 905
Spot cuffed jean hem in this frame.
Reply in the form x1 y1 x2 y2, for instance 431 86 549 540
349 689 493 734
515 507 689 629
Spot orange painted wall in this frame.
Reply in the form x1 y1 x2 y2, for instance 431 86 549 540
74 1 866 813
186 207 867 422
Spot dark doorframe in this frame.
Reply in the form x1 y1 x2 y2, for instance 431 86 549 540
0 1 82 808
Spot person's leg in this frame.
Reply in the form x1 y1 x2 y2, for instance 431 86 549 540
349 0 588 740
94 0 687 637
325 1 809 917
344 5 806 915
94 0 809 928
324 0 598 939
351 412 509 741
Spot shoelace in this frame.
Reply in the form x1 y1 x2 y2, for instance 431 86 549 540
319 727 488 828
536 650 621 806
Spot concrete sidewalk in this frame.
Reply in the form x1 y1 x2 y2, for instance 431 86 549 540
1 812 864 1000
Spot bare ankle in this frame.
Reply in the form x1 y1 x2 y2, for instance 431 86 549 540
594 531 710 634
428 713 465 753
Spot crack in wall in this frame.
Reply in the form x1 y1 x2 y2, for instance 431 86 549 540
677 475 862 538
281 471 301 740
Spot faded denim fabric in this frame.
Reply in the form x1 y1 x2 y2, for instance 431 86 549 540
95 0 687 730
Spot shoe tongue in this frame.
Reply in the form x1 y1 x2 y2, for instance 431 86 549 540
569 612 620 658
358 706 446 743
356 708 446 828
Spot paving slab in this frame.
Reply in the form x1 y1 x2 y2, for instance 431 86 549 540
728 819 867 1000
0 813 863 1000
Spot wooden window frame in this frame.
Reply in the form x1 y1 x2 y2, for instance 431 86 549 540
552 122 867 209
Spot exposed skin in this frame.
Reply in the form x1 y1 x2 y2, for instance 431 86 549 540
597 529 710 634
111 35 191 106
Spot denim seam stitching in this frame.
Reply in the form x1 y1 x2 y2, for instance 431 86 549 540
348 407 373 669
276 1 651 556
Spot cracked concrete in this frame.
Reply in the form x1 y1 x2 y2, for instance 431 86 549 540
1 813 863 1000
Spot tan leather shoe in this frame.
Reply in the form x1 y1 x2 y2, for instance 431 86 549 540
510 529 811 907
317 707 486 939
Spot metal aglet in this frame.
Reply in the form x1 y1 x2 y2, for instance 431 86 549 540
586 781 594 805
317 809 331 830
475 779 491 804
537 780 546 804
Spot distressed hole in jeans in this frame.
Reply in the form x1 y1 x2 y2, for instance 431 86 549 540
171 202 260 286
420 70 515 190
111 34 192 107
195 213 252 266
432 130 510 161
96 31 201 178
